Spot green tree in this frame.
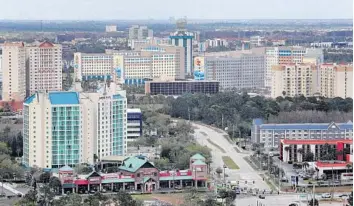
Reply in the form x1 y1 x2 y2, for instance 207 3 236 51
112 191 143 206
39 172 51 183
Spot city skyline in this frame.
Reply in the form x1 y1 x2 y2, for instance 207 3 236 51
0 0 353 20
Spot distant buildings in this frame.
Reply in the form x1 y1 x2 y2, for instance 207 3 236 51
74 53 113 81
127 108 142 141
1 42 26 101
128 25 153 40
251 118 353 151
194 49 265 90
250 36 265 47
105 25 117 32
23 83 127 168
170 19 194 75
110 44 186 84
206 39 228 48
314 64 353 99
271 63 353 98
265 47 323 88
145 79 219 96
26 42 63 96
271 63 316 98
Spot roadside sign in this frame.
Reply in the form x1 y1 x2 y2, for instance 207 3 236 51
291 176 296 184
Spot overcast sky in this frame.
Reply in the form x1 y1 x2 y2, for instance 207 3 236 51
0 0 353 20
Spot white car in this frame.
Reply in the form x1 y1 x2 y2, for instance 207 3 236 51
321 193 331 198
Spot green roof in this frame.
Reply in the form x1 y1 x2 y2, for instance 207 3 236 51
118 156 151 173
191 153 205 160
101 178 135 184
192 160 207 166
159 176 193 181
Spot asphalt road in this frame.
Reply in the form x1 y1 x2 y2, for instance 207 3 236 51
235 194 348 206
192 123 270 190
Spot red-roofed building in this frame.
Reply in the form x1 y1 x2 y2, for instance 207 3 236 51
280 139 353 163
0 100 24 112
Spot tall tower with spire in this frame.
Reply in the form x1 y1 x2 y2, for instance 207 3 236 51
169 18 194 76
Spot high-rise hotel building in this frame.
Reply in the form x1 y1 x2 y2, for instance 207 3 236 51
74 53 113 81
170 19 193 76
271 63 353 98
23 83 127 168
1 42 26 101
26 42 63 96
265 47 323 88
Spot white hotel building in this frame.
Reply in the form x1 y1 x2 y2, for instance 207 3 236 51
74 53 113 81
23 83 127 168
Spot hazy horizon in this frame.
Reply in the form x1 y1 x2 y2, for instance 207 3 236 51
0 0 352 20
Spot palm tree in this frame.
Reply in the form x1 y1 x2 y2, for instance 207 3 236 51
346 164 352 173
297 148 304 162
284 146 290 162
302 162 310 172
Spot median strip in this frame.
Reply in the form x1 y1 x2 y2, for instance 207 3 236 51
206 139 226 153
222 156 240 169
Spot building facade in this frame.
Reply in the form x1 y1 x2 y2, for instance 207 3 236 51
1 42 26 101
26 42 63 96
196 51 265 90
145 80 219 96
170 31 194 75
58 153 208 194
105 25 117 32
271 63 316 98
111 45 185 84
74 53 113 81
313 64 353 98
23 85 127 168
23 92 81 168
265 47 323 88
127 108 142 141
280 139 353 163
128 25 153 40
251 118 353 150
271 63 353 98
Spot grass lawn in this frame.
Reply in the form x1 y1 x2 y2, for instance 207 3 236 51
206 139 226 153
222 156 240 169
132 193 186 205
314 186 353 193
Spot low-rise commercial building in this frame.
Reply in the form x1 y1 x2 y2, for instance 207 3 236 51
251 118 353 150
57 153 208 194
145 80 219 96
280 139 353 163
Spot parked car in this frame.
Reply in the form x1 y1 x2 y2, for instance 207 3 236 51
281 177 288 182
339 194 349 198
258 195 265 199
321 193 331 198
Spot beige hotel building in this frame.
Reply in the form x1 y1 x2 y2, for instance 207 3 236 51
271 63 353 98
1 42 26 101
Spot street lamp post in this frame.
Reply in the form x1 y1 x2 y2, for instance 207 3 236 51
223 165 227 183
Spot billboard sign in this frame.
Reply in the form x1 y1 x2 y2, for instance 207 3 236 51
193 57 205 80
113 55 125 83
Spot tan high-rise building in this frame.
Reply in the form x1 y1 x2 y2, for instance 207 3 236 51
1 42 26 101
313 64 353 98
26 42 63 96
271 63 316 98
